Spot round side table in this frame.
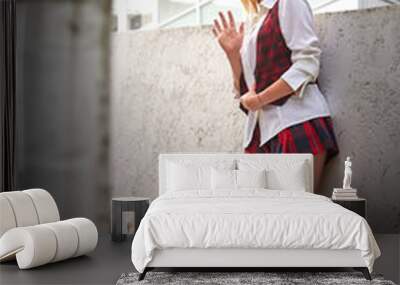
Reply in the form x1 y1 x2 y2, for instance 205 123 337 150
111 197 150 242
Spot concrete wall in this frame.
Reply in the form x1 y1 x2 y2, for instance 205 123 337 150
16 0 111 232
374 234 400 283
111 6 400 234
314 6 400 234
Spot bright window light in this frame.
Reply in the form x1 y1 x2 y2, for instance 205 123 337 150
111 0 399 32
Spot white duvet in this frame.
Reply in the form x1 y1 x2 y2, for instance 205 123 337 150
131 190 380 273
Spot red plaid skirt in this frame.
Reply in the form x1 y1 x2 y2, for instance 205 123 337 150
245 117 339 160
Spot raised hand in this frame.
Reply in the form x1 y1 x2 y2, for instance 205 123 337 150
212 11 244 56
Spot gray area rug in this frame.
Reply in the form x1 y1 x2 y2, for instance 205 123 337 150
116 272 396 285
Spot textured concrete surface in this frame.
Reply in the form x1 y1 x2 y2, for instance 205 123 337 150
111 6 400 233
16 0 111 232
315 6 400 234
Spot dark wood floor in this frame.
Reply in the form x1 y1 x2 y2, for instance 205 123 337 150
0 235 133 285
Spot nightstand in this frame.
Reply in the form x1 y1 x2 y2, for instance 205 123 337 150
332 198 367 219
111 197 150 242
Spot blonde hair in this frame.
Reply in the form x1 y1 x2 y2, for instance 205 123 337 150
240 0 260 14
241 0 266 26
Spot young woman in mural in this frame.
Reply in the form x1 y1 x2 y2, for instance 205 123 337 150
212 0 339 191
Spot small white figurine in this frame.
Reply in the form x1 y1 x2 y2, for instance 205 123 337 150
343 157 352 189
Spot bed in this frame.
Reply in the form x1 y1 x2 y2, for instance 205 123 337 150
131 153 380 281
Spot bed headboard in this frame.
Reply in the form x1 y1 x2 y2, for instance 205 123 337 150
159 153 314 195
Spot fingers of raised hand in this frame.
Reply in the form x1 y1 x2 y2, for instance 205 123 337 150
212 26 218 37
212 21 221 38
227 10 236 29
213 11 241 38
213 19 222 32
218 12 229 29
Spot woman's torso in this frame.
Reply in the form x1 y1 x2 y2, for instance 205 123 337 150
240 0 331 148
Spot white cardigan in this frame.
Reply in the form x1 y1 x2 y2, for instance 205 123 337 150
240 0 331 148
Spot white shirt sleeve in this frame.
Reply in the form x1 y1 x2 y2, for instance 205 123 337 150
278 0 321 96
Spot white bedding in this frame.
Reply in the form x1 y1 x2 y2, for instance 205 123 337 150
131 190 380 273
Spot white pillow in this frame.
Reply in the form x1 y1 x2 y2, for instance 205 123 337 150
238 159 308 192
167 162 210 191
211 169 267 190
266 162 307 191
236 169 267 189
166 159 236 192
211 168 236 190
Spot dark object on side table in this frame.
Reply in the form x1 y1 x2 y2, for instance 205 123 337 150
111 197 150 242
332 198 366 219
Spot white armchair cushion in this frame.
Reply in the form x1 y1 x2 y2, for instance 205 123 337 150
0 196 17 237
0 218 97 269
0 189 98 269
23 189 60 224
67 218 98 257
42 221 79 262
1 191 39 227
0 226 57 269
0 189 59 236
